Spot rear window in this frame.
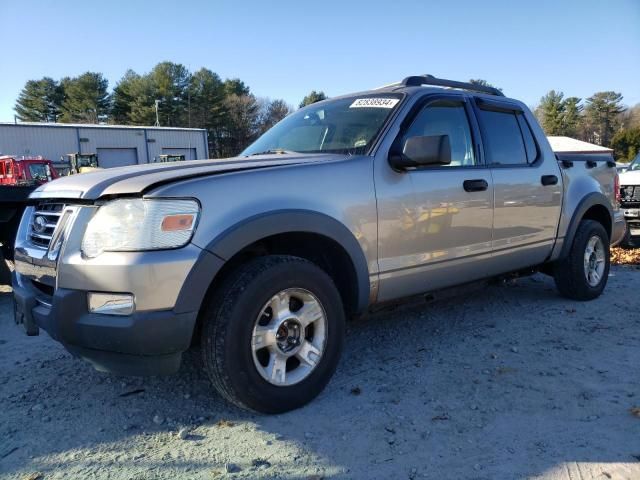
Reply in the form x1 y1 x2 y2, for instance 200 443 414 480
478 109 530 166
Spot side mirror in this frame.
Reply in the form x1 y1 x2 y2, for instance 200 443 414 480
389 134 451 170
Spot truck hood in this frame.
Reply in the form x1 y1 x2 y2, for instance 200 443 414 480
619 169 640 186
30 153 345 201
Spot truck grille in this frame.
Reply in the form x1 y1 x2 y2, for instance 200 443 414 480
620 185 640 206
29 203 65 248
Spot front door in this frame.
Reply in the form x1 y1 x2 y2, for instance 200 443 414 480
375 94 494 302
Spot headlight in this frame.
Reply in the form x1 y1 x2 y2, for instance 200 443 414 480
81 198 200 258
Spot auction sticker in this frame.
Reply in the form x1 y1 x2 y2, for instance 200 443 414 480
350 98 399 108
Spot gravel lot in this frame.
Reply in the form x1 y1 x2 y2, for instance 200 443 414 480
1 267 639 480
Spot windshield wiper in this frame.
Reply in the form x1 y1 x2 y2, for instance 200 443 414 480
247 149 298 156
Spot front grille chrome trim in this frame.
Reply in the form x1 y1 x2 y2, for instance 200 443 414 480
28 203 65 250
33 210 62 217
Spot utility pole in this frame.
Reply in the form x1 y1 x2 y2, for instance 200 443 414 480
154 100 161 127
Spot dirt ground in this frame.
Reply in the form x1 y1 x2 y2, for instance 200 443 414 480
1 267 639 480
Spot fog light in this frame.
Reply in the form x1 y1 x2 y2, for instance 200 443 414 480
88 293 135 316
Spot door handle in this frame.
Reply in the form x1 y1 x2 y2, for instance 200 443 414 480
463 179 489 192
541 175 558 186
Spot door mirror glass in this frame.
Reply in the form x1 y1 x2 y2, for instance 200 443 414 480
390 134 451 169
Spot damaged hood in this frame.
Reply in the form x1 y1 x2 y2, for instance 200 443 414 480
31 153 345 201
619 169 640 186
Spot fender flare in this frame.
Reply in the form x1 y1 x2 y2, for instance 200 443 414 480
559 192 613 259
175 210 371 315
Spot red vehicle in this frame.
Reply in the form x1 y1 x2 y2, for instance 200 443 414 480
0 155 58 186
1 156 59 267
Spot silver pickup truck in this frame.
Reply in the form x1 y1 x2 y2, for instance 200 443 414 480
12 75 625 413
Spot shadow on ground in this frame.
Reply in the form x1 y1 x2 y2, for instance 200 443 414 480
1 268 639 479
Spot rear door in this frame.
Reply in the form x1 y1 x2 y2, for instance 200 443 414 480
375 93 495 302
473 97 562 271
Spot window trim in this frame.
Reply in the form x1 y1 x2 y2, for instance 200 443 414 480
515 113 540 165
471 97 542 169
390 93 485 171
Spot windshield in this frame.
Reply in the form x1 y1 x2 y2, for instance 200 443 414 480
629 153 640 171
28 163 51 182
242 94 403 156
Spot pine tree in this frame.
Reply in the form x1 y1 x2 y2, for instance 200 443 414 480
111 70 141 124
148 62 191 127
561 97 583 138
59 72 110 123
189 68 227 155
14 77 63 122
299 91 327 108
535 90 566 135
583 92 625 146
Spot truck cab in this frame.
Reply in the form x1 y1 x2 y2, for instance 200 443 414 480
0 156 58 186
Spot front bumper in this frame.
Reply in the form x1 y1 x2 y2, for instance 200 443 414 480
13 270 198 375
11 203 223 376
621 207 640 237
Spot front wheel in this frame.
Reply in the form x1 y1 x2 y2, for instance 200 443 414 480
553 219 610 301
200 255 345 413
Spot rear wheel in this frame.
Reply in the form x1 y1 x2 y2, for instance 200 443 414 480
553 219 610 300
200 255 345 413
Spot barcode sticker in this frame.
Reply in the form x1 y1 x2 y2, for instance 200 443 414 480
350 98 399 109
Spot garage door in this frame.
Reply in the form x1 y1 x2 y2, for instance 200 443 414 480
161 148 198 160
97 148 138 168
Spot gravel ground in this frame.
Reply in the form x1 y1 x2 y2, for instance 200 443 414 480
1 267 639 480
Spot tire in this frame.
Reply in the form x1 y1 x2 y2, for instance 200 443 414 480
553 219 610 301
200 255 345 413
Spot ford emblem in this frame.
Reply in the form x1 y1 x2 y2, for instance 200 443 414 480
33 215 48 234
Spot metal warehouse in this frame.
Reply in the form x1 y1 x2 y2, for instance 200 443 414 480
0 123 209 168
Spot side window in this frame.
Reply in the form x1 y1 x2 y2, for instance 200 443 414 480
478 109 528 165
403 100 476 167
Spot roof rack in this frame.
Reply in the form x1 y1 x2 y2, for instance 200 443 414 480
400 74 504 97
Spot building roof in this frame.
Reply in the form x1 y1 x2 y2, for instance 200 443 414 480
547 136 613 154
0 122 206 132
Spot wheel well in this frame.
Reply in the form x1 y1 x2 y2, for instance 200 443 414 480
194 232 360 339
582 204 612 239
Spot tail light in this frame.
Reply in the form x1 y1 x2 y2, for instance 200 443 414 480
614 173 621 204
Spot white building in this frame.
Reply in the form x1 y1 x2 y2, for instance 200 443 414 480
546 136 613 155
0 123 209 168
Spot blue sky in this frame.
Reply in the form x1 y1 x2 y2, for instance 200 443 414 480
1 0 638 121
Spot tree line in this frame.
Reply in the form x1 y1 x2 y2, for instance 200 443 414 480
535 90 640 162
14 68 640 161
14 62 327 158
